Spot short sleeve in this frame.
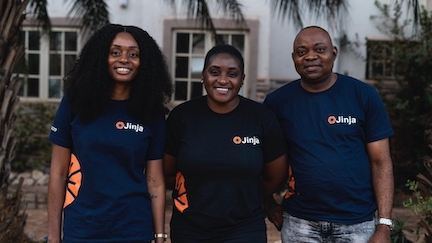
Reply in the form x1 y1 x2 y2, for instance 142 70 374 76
146 115 166 160
164 107 182 157
364 89 394 142
260 108 287 163
48 96 73 149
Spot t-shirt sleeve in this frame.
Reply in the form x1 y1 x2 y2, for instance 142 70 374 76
146 115 166 160
164 108 182 157
48 96 73 149
364 88 394 142
261 108 287 163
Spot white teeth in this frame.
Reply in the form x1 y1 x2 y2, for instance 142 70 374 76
117 68 130 72
216 88 229 91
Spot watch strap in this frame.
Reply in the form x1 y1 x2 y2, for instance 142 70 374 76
154 233 168 240
377 218 394 230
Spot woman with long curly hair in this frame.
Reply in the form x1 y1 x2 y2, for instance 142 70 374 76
47 24 172 243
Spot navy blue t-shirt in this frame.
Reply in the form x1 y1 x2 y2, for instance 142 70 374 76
264 74 393 224
165 96 287 241
49 97 165 243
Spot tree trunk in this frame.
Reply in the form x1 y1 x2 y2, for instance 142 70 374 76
0 0 37 242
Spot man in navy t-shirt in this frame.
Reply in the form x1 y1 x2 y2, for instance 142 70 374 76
264 26 394 243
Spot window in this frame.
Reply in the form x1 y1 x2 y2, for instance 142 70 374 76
366 39 416 80
15 28 80 99
172 30 247 101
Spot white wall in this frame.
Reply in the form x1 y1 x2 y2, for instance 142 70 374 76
334 0 423 80
43 0 424 83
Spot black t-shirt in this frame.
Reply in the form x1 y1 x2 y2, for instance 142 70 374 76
165 96 286 240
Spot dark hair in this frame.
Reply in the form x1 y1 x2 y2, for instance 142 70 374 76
299 26 333 42
63 23 172 123
202 44 244 74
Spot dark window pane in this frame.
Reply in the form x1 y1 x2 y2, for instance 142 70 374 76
49 79 62 98
232 35 245 53
28 78 39 97
176 33 190 53
372 62 383 77
175 56 189 78
191 81 203 99
65 55 76 74
29 31 40 50
216 34 228 45
192 34 205 54
28 54 39 74
384 61 393 77
65 32 77 51
18 77 24 96
50 32 62 51
14 55 27 73
174 81 187 100
50 54 61 75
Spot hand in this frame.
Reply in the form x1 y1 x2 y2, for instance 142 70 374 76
368 224 391 243
265 203 284 231
154 238 166 243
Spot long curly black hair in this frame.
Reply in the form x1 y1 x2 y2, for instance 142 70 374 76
63 23 172 123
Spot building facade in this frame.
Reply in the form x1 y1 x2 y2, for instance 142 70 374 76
18 0 431 106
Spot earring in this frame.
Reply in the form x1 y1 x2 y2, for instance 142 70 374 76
200 79 204 84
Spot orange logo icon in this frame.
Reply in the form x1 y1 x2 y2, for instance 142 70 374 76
327 116 337 124
284 165 299 199
64 154 82 208
116 121 125 129
233 136 242 144
173 172 189 212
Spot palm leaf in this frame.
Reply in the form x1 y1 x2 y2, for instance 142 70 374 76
65 0 110 34
270 0 349 30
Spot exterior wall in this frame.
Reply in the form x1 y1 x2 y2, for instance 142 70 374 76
38 0 426 101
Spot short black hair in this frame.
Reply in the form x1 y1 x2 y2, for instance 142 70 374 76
202 44 244 74
63 23 172 123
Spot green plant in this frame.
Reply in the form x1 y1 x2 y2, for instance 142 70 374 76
391 216 414 243
404 179 432 224
344 1 432 241
12 102 57 172
367 0 432 190
401 117 432 242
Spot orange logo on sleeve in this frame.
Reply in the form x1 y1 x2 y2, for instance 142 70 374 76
64 154 82 208
284 165 299 199
173 172 189 212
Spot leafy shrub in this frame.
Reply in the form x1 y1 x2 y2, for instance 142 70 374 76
12 102 57 172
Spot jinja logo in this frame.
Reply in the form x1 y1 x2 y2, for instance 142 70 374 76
327 115 357 125
115 121 144 132
233 136 261 145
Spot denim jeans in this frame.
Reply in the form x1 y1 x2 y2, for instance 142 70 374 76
281 212 376 243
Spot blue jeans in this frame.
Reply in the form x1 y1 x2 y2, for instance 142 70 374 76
281 212 376 243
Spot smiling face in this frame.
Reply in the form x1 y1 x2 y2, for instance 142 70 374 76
202 53 245 113
292 27 338 91
107 32 140 84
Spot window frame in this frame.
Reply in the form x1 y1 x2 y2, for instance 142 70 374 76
163 19 259 106
171 30 249 101
19 19 82 101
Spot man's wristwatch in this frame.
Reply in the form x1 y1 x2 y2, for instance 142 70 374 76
154 233 168 241
377 218 394 230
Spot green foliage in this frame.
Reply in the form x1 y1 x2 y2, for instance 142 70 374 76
369 0 432 189
403 180 432 224
391 216 414 243
362 2 432 240
12 102 57 172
